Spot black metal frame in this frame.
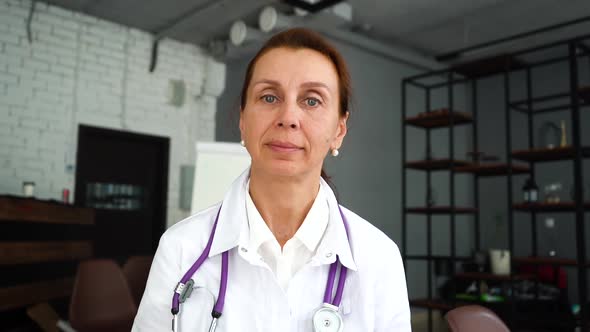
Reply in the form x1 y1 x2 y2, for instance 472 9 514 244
402 34 590 331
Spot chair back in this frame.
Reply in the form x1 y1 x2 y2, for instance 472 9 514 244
69 259 136 332
445 305 510 332
122 255 153 306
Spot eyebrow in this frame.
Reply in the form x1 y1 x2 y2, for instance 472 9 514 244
252 79 332 92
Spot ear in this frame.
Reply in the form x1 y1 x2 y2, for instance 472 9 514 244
332 111 349 148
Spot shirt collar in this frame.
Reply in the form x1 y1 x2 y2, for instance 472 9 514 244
245 179 329 255
315 177 357 271
208 168 357 271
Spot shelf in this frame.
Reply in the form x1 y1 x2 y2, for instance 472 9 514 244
405 159 472 171
510 86 590 114
0 195 95 225
451 54 528 79
404 109 473 129
512 145 590 162
410 298 455 311
405 206 478 215
454 163 530 176
455 272 535 281
513 201 590 212
513 256 583 267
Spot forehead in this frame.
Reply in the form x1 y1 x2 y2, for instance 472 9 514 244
251 47 339 89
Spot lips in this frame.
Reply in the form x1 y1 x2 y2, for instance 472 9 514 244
266 140 303 153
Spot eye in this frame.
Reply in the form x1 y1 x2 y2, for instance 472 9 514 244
305 97 321 107
262 94 277 104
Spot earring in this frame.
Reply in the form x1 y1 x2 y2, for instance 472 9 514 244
240 140 245 147
331 148 339 157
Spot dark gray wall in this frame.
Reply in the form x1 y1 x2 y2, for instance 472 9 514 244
215 38 474 300
477 57 590 303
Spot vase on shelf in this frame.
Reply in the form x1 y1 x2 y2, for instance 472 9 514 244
544 182 563 203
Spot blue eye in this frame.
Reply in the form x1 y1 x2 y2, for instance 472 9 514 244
306 98 320 107
262 95 277 103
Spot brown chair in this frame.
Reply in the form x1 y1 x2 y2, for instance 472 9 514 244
445 305 510 332
69 259 137 332
122 255 153 306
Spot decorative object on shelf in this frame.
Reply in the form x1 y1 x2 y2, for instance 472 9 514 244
522 178 539 203
538 121 561 149
62 188 70 204
22 181 35 198
489 249 511 275
560 120 567 147
544 182 563 203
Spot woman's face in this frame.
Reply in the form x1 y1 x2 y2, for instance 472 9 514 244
240 47 348 179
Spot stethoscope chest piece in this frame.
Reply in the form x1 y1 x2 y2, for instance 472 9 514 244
312 304 343 332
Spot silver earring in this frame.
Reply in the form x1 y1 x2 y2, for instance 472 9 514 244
331 148 339 157
240 140 245 147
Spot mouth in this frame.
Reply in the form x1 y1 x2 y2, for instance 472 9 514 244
266 140 304 153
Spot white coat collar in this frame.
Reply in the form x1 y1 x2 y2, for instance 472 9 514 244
208 168 358 271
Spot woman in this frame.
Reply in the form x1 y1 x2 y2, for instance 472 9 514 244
133 28 410 331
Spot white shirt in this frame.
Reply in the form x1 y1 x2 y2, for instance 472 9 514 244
246 180 329 290
133 169 411 332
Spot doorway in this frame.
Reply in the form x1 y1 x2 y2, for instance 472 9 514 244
74 125 169 260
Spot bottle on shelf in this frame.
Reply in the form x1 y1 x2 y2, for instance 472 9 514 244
522 178 539 203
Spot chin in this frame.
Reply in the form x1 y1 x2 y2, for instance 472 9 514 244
253 160 309 178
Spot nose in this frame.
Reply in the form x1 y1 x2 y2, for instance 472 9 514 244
276 100 299 129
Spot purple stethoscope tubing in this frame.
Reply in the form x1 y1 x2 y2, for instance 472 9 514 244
170 203 351 327
322 206 351 307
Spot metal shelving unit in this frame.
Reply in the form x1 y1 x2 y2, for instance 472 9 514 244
401 33 590 332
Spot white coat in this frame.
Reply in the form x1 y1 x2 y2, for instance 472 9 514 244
132 169 411 331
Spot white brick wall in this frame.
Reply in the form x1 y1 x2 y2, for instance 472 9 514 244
0 0 226 227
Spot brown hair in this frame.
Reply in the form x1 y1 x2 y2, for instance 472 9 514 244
239 28 352 186
239 27 351 118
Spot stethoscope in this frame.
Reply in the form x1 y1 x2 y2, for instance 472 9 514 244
170 204 351 332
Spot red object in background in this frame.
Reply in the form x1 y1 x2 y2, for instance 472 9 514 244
519 264 567 289
62 189 70 204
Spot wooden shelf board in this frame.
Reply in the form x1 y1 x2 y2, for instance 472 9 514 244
454 163 530 176
452 54 528 79
455 272 535 281
513 201 590 212
405 159 472 171
512 145 590 162
510 86 590 112
405 206 478 214
405 110 473 129
0 196 94 225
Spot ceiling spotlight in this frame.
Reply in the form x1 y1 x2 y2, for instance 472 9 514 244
230 20 264 46
258 6 293 33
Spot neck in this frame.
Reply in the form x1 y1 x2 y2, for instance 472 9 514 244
248 168 320 248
